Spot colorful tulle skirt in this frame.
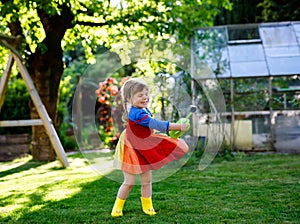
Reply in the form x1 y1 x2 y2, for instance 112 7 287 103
113 130 189 174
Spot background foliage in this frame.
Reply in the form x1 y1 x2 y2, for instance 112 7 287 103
0 78 30 134
0 0 299 154
0 0 231 154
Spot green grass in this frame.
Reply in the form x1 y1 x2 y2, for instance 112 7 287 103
0 152 299 223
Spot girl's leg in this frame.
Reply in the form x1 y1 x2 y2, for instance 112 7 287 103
117 171 136 199
140 170 152 197
140 171 156 216
111 171 136 217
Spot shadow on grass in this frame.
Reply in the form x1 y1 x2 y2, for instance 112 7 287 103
2 178 112 224
0 169 178 224
2 172 157 224
0 160 45 178
2 154 300 223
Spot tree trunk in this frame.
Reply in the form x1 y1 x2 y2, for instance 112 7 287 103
27 4 74 161
28 56 61 161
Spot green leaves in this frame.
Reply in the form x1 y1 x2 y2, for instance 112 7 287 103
0 0 232 64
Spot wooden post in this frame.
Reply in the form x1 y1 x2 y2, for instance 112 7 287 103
12 53 69 167
190 38 197 136
0 119 43 127
0 53 14 110
230 77 236 149
269 76 276 151
76 74 82 144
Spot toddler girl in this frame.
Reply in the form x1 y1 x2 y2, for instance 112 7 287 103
111 78 189 217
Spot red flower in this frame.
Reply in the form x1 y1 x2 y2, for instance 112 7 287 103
95 77 129 146
98 96 106 104
107 77 118 84
95 89 101 96
107 85 119 96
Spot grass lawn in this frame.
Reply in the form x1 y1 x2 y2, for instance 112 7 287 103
0 152 299 223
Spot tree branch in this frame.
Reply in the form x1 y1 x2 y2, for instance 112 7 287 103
77 2 99 16
0 0 33 56
75 20 110 27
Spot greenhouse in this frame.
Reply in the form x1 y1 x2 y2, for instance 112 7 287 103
192 21 300 153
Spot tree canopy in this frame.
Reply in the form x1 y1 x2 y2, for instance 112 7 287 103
0 0 232 64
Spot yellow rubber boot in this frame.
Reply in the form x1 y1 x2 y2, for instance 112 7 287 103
111 197 126 217
140 197 157 216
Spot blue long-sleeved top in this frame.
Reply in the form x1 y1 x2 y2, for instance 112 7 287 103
128 107 170 133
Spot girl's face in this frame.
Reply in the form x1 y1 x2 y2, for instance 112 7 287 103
130 87 149 109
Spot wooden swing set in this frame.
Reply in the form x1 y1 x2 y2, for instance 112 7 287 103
0 33 69 167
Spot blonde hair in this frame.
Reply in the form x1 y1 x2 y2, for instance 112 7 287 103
120 78 149 124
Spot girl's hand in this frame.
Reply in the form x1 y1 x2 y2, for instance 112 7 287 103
180 123 189 132
168 121 190 132
169 118 190 139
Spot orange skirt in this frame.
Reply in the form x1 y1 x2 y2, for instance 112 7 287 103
113 130 189 174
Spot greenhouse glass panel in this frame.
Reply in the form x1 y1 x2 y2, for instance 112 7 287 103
228 44 265 61
193 27 231 78
265 46 300 55
293 23 300 40
260 23 300 75
260 23 298 46
231 61 269 77
267 55 300 75
229 44 268 77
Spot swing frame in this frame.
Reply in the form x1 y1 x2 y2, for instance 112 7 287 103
0 33 69 167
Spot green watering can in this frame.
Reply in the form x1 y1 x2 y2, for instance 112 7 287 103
169 105 197 139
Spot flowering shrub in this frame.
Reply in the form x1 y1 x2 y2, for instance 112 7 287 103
95 77 128 149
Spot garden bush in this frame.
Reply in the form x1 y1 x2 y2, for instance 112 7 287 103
0 78 31 135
